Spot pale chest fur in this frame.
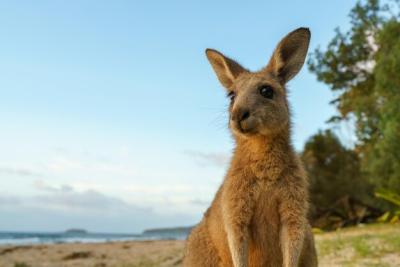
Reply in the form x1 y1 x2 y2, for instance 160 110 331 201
249 180 283 266
233 157 296 265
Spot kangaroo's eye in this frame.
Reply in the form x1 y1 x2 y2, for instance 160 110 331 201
259 85 274 99
227 91 236 102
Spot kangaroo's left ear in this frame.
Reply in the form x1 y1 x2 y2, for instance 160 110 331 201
265 27 311 84
205 49 247 90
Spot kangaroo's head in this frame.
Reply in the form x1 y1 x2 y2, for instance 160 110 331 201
206 28 310 139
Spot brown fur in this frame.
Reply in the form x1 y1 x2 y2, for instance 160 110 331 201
184 28 318 267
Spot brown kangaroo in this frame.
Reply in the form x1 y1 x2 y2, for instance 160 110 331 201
183 28 318 267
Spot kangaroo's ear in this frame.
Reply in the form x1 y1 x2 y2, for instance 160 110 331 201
265 28 311 84
205 49 247 89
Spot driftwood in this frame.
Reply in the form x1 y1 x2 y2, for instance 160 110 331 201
310 195 382 230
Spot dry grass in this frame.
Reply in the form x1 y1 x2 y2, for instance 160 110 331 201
315 223 400 267
0 224 398 267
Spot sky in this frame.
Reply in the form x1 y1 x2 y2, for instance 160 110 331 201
0 1 358 233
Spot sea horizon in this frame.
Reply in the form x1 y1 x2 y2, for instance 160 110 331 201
0 227 191 245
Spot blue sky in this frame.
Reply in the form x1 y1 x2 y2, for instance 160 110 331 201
0 1 357 233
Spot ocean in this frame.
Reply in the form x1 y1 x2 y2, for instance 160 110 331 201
0 229 190 245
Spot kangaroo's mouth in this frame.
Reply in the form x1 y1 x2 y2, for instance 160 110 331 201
231 119 257 136
237 123 250 133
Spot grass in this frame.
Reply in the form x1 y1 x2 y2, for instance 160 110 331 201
119 223 400 267
315 223 400 267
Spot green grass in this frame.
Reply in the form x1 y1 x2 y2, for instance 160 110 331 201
315 223 400 266
122 224 400 267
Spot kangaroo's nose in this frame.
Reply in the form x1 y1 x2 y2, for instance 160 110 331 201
232 109 250 122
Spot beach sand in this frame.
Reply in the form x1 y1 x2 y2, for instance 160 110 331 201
0 224 399 267
0 240 184 267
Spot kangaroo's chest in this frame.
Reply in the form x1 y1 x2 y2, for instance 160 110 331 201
251 184 281 238
248 184 283 266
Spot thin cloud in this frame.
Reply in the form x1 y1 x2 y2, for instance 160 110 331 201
46 156 139 176
190 198 210 206
0 195 21 206
0 167 40 177
32 180 136 212
33 179 73 193
0 186 198 232
184 150 230 167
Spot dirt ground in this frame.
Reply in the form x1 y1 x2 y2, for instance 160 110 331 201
0 224 399 267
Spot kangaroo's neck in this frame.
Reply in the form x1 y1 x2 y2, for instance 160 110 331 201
231 128 296 178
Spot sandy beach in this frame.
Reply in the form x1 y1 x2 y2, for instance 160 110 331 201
0 224 399 267
0 240 184 267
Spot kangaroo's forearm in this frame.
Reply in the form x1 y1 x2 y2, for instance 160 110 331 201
222 200 251 267
281 222 305 267
279 186 307 267
221 176 256 267
226 224 249 267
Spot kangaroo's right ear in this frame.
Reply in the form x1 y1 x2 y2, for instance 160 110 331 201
265 27 311 84
205 49 247 90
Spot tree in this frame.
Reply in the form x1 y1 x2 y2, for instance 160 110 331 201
308 0 400 193
301 130 372 211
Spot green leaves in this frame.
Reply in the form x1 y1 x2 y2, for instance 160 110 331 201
301 130 372 212
375 189 400 223
375 190 400 207
307 0 400 197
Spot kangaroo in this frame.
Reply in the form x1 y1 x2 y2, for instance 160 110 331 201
183 28 318 267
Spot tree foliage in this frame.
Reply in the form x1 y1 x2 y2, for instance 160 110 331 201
301 130 372 210
308 0 400 193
